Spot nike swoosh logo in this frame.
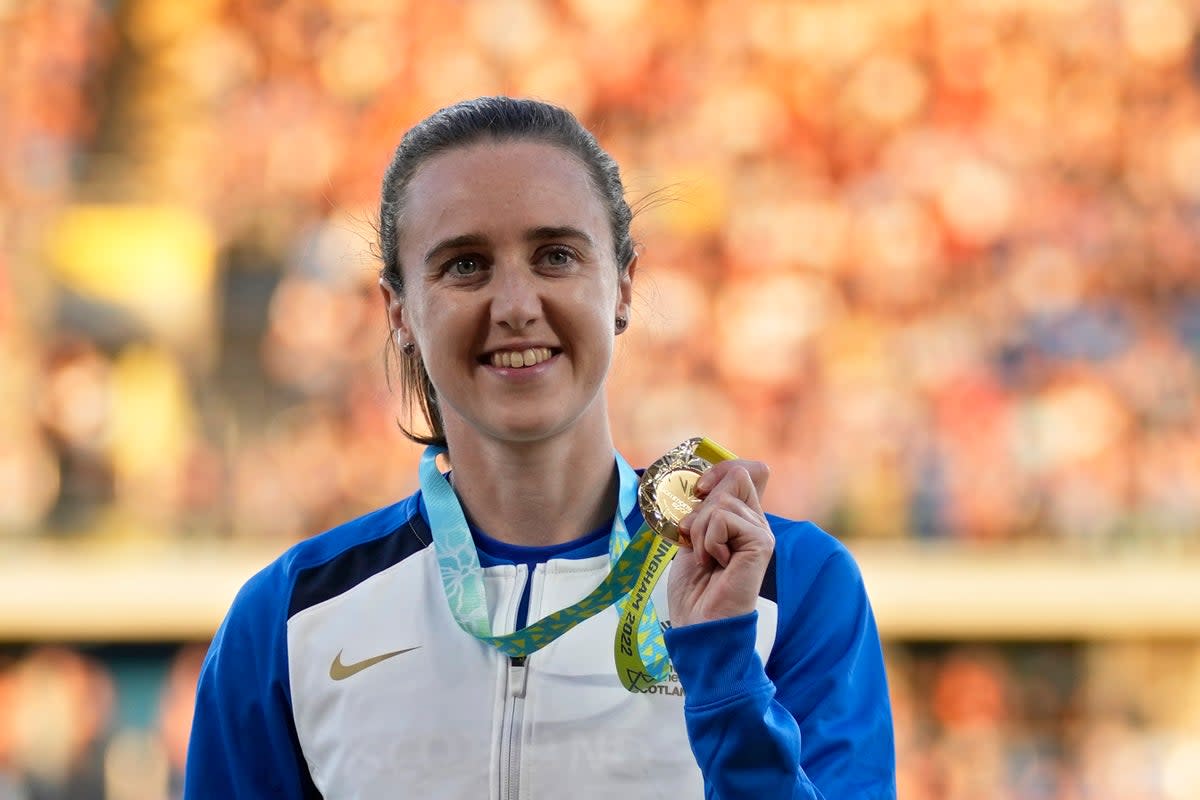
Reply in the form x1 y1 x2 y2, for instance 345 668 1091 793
329 646 420 681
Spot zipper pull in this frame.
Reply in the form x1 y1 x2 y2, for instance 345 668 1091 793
508 656 528 699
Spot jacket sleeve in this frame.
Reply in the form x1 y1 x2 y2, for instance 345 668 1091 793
184 567 322 799
663 544 896 800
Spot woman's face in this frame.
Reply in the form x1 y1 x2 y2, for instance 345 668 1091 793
383 139 634 447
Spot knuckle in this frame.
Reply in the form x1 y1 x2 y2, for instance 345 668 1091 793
711 493 741 511
711 492 737 512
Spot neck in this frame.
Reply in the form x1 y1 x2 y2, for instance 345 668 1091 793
441 419 620 547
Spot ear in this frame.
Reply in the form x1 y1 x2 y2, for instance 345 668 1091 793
615 253 637 330
379 277 412 342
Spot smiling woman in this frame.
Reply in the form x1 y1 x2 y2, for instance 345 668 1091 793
384 139 632 486
183 97 897 799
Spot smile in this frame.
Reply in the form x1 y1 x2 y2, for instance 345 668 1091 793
487 347 555 369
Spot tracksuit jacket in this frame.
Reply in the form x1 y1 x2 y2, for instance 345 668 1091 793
185 479 896 798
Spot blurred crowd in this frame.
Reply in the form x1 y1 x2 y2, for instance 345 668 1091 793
0 644 203 800
4 2 1200 797
4 0 1200 547
1 641 1197 800
891 641 1200 800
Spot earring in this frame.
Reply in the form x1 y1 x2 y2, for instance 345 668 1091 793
393 330 415 355
615 316 628 333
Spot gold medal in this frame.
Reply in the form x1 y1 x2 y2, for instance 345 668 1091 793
614 436 738 691
637 437 737 547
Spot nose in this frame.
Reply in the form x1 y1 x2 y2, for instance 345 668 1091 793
490 261 541 331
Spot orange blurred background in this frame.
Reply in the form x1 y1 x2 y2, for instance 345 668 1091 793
2 1 1200 798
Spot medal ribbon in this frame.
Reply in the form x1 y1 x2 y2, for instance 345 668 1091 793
419 447 672 688
612 437 737 691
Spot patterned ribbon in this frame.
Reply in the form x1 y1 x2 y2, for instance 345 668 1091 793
419 447 673 689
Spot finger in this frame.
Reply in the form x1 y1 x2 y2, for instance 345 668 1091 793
697 464 765 515
711 509 775 559
704 514 733 568
677 511 695 552
681 463 769 562
682 473 759 540
684 502 772 570
682 506 730 568
695 460 769 505
679 510 709 568
679 499 730 568
703 485 766 527
681 470 766 566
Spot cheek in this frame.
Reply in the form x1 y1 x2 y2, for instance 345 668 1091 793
562 295 614 342
570 280 618 322
411 294 469 344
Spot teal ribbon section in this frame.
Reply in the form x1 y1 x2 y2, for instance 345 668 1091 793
419 446 670 681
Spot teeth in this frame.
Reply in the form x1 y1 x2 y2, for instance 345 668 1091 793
490 347 552 368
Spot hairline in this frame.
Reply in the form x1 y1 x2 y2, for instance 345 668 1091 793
388 132 629 286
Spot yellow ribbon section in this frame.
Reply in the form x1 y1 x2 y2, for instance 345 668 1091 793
615 437 737 692
694 438 737 465
614 531 678 691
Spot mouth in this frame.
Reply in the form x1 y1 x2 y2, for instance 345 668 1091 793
480 347 560 369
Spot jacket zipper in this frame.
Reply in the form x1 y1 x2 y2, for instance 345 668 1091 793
498 566 529 800
500 655 528 799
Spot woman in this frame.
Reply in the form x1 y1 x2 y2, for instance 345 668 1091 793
185 97 896 799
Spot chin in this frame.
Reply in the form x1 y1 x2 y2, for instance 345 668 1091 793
480 407 583 445
488 420 569 444
449 394 603 446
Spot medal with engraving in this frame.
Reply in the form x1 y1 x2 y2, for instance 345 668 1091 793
638 437 738 547
613 437 737 691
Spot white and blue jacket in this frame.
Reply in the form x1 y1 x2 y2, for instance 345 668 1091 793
185 485 896 798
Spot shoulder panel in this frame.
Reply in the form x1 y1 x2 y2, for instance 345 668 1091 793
287 503 432 619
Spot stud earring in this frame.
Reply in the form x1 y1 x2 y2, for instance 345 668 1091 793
393 330 415 355
615 316 628 333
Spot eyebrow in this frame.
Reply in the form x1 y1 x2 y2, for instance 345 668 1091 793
527 226 595 248
423 226 596 265
423 234 487 266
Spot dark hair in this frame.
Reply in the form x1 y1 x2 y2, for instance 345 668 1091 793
378 96 636 447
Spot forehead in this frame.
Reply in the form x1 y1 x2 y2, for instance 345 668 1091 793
398 140 611 253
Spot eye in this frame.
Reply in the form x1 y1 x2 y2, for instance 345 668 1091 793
540 246 576 269
444 255 484 278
